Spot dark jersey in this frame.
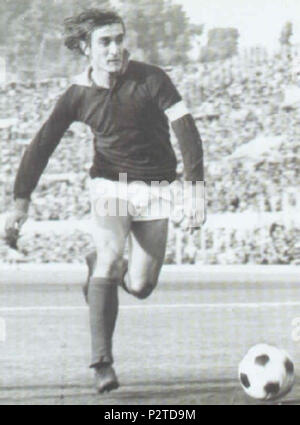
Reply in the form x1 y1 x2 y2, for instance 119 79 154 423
14 60 203 200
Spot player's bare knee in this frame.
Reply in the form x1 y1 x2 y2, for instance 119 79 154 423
93 255 124 281
129 281 156 299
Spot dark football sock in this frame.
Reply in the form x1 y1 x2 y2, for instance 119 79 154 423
88 278 119 367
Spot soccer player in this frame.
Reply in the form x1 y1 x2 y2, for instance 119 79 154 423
5 9 205 393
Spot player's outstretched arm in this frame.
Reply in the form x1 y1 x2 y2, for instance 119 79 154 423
5 85 78 247
166 106 206 231
174 116 206 231
146 66 206 230
147 66 206 230
13 86 77 201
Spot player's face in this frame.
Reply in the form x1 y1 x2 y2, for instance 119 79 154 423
89 24 125 74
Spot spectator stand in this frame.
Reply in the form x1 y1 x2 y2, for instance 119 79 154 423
0 47 299 265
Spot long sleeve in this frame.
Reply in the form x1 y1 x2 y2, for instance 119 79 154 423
171 113 204 182
146 66 204 183
13 85 78 200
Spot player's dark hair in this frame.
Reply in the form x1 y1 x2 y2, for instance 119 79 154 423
64 9 125 55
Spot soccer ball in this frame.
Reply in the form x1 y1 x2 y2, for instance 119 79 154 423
238 343 295 401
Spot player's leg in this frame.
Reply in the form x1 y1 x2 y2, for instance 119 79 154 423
125 219 169 299
84 195 170 301
88 198 131 392
83 250 97 303
83 249 128 303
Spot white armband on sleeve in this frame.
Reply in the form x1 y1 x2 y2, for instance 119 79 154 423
165 101 190 122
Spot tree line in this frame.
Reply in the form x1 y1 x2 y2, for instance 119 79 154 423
0 0 293 81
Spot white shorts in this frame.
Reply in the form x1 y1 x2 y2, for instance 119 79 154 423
89 177 174 221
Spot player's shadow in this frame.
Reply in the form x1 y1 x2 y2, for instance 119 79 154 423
0 383 91 391
110 378 240 404
0 383 98 404
1 378 299 405
0 379 237 404
118 378 300 405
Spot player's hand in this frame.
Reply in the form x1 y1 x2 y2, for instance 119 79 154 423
183 183 206 234
186 204 206 234
5 199 30 249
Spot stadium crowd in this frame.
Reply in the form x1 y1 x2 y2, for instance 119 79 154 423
0 49 299 264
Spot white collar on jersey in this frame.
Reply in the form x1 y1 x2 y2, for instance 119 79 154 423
72 49 130 88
